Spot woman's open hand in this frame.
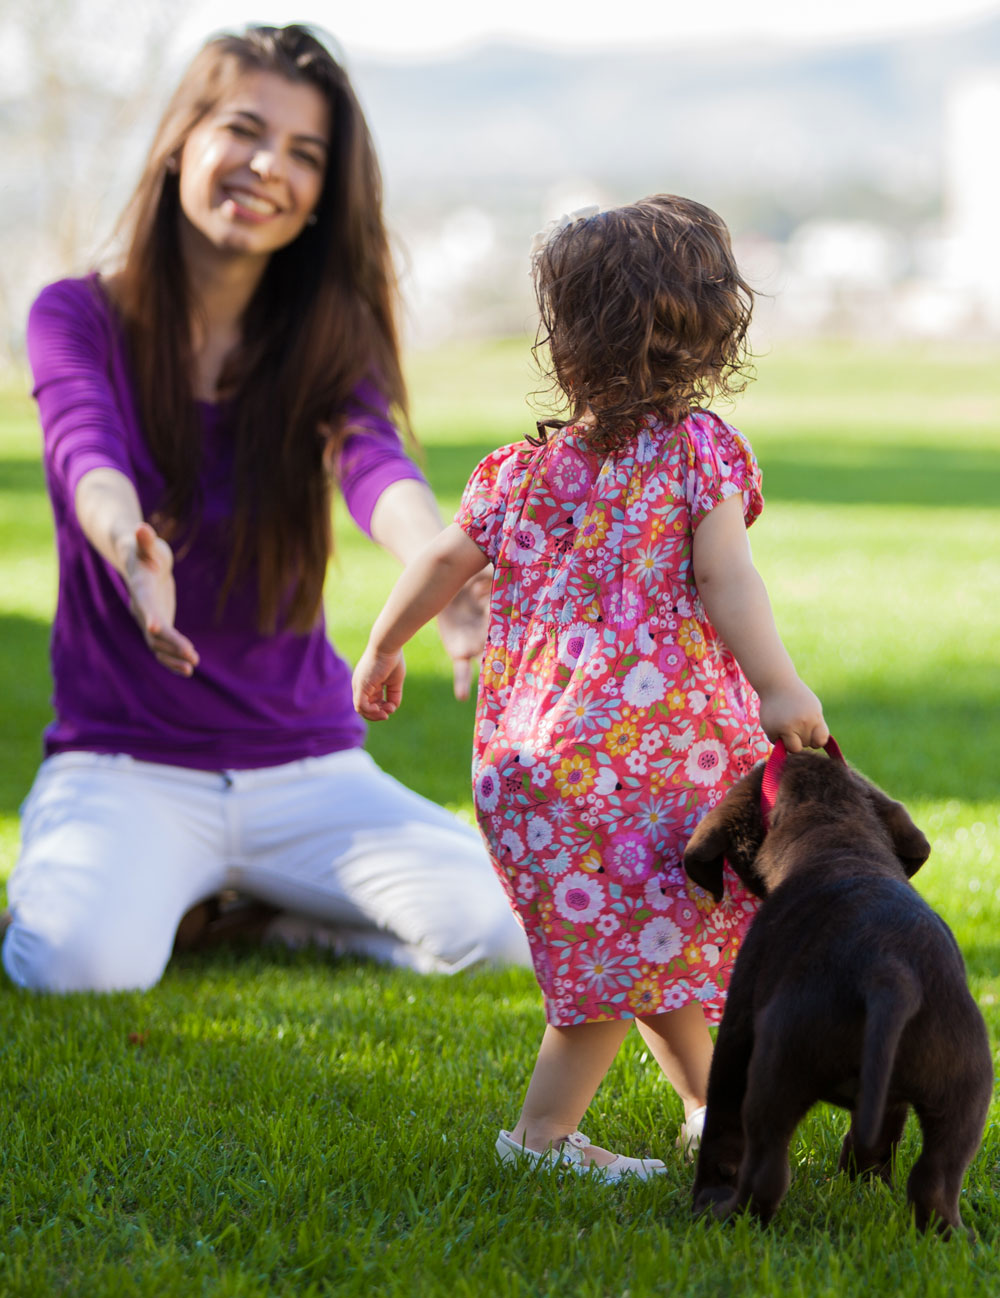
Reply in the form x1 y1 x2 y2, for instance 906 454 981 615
124 522 199 677
435 568 492 701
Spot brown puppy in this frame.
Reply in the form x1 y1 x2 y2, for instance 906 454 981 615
683 750 992 1236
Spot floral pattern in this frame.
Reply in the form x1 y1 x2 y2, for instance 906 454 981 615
456 410 770 1026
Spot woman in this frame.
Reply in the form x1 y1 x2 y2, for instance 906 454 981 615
5 23 528 992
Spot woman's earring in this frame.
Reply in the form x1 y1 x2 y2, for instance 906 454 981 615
306 212 318 226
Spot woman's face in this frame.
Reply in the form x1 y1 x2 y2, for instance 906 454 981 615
177 69 329 263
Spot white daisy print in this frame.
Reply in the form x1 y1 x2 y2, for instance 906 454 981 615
525 816 554 851
501 828 525 861
622 661 667 707
638 915 683 963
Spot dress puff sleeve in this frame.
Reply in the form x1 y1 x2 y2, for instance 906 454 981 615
683 410 764 531
454 442 532 564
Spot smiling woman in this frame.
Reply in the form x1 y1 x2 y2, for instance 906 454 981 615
4 24 528 994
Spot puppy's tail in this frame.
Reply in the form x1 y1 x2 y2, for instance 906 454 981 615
853 967 922 1152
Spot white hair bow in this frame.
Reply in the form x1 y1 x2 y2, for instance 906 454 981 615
529 204 602 263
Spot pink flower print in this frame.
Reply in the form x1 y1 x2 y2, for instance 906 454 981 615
663 984 690 1010
596 912 620 936
547 448 591 499
622 661 667 707
700 943 723 967
625 751 648 775
658 645 684 674
558 623 598 668
605 832 655 886
685 739 728 787
639 729 664 756
508 518 546 564
638 915 683 964
475 764 500 812
554 872 606 924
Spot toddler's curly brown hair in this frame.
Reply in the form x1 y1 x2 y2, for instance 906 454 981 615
532 195 754 452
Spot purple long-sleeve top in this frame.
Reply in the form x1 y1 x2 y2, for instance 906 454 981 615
27 275 426 770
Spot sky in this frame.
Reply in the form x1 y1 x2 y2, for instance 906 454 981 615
172 0 1000 61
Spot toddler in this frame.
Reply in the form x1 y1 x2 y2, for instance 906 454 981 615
353 195 827 1179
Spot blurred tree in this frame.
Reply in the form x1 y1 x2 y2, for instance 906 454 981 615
0 0 189 366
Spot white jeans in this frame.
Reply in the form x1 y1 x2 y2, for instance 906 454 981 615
3 749 529 992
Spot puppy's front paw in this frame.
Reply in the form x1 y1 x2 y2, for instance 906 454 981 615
693 1185 738 1219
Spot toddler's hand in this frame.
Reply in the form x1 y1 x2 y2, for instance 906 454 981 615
758 680 828 753
352 645 405 721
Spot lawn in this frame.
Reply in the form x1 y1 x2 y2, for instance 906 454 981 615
0 337 998 1295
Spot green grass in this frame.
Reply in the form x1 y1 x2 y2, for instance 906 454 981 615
1 338 999 1294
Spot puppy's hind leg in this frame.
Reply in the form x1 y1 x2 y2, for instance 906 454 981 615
839 1101 909 1184
908 1096 989 1239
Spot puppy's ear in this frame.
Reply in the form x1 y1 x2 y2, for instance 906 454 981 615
865 784 931 877
684 764 766 902
683 810 729 903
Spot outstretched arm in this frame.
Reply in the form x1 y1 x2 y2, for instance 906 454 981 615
75 467 199 677
369 479 490 700
353 523 488 720
693 494 827 752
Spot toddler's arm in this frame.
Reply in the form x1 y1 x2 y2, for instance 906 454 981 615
353 523 489 721
693 495 828 752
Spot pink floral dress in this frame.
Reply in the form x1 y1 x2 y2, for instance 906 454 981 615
455 410 770 1026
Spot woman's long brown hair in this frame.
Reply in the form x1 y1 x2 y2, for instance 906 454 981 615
112 24 407 632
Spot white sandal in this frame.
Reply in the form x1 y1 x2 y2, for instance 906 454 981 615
495 1129 667 1182
676 1106 706 1163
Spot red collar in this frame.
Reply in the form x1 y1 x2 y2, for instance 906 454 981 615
761 736 846 830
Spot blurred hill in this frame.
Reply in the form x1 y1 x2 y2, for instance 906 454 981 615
355 15 1000 232
3 8 1000 355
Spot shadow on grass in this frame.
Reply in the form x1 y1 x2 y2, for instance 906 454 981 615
424 441 1000 510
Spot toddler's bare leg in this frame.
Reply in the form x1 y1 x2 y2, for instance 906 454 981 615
636 1002 714 1117
509 1019 631 1168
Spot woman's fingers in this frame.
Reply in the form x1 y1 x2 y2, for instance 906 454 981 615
452 656 472 702
125 524 199 673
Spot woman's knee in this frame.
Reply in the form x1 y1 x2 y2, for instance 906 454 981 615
2 915 168 993
432 901 531 973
